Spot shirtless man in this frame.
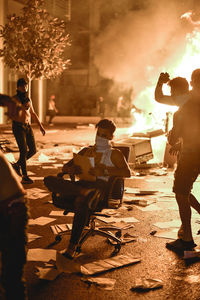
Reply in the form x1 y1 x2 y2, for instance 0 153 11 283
155 70 200 252
12 78 45 184
44 119 131 258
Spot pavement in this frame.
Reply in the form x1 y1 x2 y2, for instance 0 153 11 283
1 121 200 300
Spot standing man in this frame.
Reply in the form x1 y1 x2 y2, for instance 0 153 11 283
156 69 200 252
12 78 46 184
97 96 106 119
47 94 58 125
155 72 190 107
0 93 28 300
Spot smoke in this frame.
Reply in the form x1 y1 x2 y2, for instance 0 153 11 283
93 0 194 112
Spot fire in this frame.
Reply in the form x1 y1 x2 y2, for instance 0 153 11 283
128 16 200 163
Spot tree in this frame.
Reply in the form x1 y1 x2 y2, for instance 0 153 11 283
0 0 70 93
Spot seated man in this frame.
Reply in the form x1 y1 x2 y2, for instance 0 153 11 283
44 119 131 258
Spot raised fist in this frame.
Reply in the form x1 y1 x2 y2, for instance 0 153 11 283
158 72 170 84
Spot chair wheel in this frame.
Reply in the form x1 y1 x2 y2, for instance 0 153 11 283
76 246 81 254
115 230 122 238
111 243 121 256
55 235 62 242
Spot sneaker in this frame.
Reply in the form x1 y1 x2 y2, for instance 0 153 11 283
21 175 34 184
166 239 197 253
12 163 21 176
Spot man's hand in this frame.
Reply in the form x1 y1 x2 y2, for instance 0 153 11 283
89 164 105 177
40 125 46 136
158 72 170 84
62 164 82 176
169 143 181 156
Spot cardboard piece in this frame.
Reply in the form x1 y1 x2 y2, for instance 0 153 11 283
29 216 56 226
28 233 42 243
153 220 181 229
81 277 116 290
73 153 95 181
50 224 71 235
131 278 163 291
80 254 141 275
96 216 139 224
153 229 177 240
135 204 161 211
27 248 57 262
56 251 81 273
36 266 61 280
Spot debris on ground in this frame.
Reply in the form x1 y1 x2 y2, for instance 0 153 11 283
130 278 163 292
81 277 116 290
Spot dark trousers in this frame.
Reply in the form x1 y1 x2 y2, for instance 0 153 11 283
0 201 28 300
12 121 37 176
47 110 56 124
44 176 108 245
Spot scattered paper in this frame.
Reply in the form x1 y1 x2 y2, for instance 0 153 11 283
96 216 139 224
26 188 49 200
27 188 46 194
50 224 71 235
81 277 116 290
28 233 42 243
124 198 156 207
56 251 81 273
31 177 45 181
53 164 63 167
49 211 65 216
27 248 57 262
29 216 56 226
135 204 161 211
154 229 177 240
153 220 181 229
125 187 139 194
42 166 57 169
184 275 200 283
131 278 163 292
36 266 61 280
80 254 141 275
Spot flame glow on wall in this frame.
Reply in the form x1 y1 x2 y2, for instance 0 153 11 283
130 14 200 134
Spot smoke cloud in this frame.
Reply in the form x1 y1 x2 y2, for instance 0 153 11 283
93 0 195 112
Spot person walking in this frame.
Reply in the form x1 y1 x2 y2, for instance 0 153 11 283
12 78 46 184
47 94 58 125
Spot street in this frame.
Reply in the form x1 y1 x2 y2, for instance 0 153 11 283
1 121 200 300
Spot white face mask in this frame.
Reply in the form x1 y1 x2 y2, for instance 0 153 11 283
95 135 111 152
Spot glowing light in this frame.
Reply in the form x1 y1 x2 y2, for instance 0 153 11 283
130 25 200 137
38 153 50 162
173 30 200 82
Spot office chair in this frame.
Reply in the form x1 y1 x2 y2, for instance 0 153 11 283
51 147 129 256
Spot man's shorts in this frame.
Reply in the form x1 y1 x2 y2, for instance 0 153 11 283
173 152 200 195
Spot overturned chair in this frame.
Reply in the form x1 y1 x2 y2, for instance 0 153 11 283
50 147 130 256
